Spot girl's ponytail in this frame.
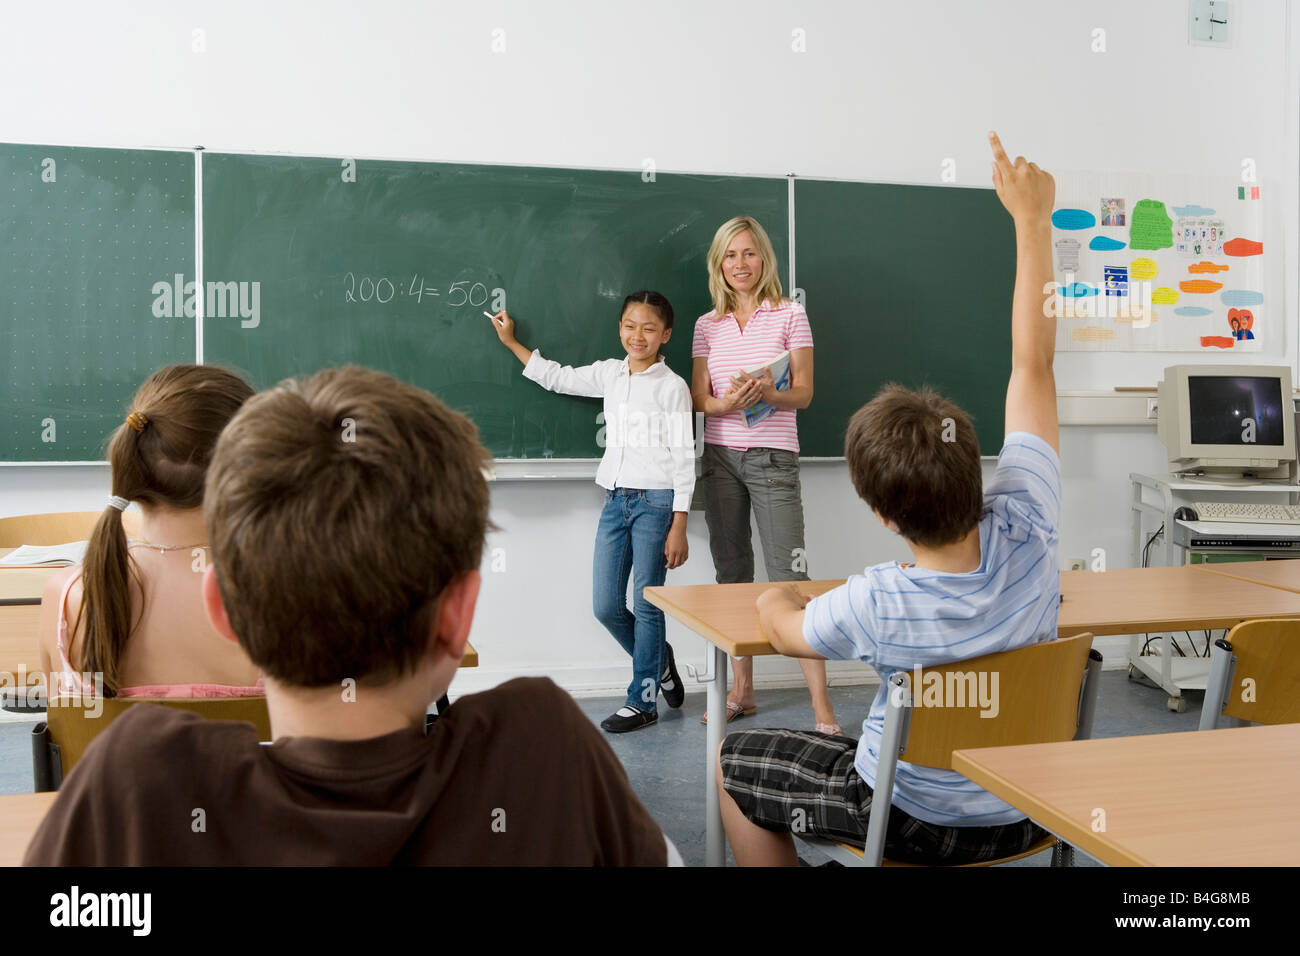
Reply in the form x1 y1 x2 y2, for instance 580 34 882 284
76 495 141 696
71 365 253 695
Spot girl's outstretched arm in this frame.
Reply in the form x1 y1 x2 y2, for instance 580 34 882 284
495 311 613 398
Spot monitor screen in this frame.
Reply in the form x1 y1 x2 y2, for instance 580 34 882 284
1188 375 1286 446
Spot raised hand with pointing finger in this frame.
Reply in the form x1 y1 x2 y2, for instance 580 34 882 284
987 130 1055 226
987 130 1060 454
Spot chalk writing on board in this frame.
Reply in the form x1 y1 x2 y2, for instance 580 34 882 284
344 273 493 307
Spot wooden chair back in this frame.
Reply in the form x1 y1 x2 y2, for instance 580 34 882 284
45 694 270 778
898 632 1095 769
1219 619 1300 725
0 510 140 548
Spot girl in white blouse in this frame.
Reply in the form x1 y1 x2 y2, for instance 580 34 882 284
490 292 694 733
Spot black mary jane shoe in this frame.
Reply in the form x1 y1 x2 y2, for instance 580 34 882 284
600 708 658 733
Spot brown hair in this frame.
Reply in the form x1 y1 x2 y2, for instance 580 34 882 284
205 366 494 687
77 364 254 694
844 385 983 548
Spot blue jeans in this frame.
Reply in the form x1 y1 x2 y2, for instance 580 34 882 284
593 487 674 713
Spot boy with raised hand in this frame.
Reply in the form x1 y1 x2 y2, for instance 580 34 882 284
26 366 674 866
717 132 1060 866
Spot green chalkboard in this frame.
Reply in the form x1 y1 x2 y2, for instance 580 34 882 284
202 155 788 459
1 144 195 461
4 147 1016 463
794 179 1015 456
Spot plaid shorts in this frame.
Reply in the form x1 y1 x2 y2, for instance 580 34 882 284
720 729 1049 865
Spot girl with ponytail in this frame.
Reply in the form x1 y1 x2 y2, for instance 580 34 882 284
38 364 263 698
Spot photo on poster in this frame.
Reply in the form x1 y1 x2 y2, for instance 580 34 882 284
1100 197 1126 226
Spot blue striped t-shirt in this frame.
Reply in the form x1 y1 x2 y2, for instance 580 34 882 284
802 432 1061 827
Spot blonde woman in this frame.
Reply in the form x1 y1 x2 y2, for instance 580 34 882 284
690 216 839 734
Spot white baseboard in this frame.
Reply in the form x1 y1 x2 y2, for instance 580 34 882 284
1091 634 1132 669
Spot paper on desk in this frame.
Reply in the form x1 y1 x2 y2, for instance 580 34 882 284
0 541 88 567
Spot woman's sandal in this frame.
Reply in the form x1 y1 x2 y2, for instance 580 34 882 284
700 701 757 724
815 722 844 736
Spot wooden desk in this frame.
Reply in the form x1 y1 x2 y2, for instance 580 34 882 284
0 549 59 678
1058 564 1300 636
953 723 1300 866
0 606 43 677
0 548 63 605
646 566 1300 655
1063 564 1300 711
0 569 58 606
0 792 56 866
646 580 842 658
646 565 1300 867
1195 558 1300 595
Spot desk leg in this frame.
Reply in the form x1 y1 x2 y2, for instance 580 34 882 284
705 646 728 868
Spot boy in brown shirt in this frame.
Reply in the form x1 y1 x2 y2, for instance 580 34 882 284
26 366 671 866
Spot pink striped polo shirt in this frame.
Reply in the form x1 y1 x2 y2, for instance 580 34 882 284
692 298 813 451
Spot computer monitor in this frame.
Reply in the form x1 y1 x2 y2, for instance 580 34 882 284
1157 364 1297 480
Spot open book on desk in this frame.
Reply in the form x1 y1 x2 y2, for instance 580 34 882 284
0 541 88 567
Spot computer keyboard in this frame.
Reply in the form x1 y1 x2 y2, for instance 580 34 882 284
1190 501 1300 525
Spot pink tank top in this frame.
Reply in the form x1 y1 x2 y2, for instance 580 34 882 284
55 565 265 699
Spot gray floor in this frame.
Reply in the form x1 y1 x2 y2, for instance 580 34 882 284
0 670 1203 866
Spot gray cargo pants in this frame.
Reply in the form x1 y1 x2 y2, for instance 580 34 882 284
700 443 810 586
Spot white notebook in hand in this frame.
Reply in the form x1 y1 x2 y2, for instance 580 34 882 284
737 351 791 427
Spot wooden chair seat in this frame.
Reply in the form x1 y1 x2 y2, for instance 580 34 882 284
830 831 1058 867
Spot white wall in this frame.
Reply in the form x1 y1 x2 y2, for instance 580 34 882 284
2 0 1296 695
